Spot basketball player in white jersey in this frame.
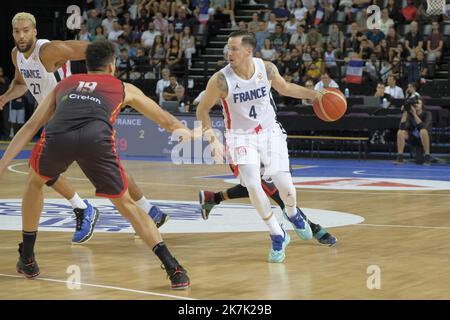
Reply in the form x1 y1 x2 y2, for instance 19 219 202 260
0 12 168 244
197 31 327 263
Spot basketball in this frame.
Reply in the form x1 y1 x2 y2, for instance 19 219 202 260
312 88 347 122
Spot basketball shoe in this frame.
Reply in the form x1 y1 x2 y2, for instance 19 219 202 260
149 205 169 228
162 262 191 290
199 190 216 220
297 209 338 246
283 208 313 240
268 226 291 263
72 200 100 244
16 243 40 278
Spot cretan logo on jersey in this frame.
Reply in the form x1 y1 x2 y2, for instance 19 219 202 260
68 93 101 105
256 73 263 82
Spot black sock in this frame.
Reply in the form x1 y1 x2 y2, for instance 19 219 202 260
152 242 178 271
213 192 224 204
22 231 37 260
226 184 249 199
270 190 285 210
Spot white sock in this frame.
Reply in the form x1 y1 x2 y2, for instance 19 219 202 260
69 193 87 209
285 205 297 218
264 213 283 236
136 196 152 213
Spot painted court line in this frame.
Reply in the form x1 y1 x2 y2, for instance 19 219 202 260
0 273 196 300
357 223 450 230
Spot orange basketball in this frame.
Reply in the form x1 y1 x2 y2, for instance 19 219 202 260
312 88 347 122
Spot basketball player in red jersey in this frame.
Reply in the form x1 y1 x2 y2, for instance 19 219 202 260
0 41 191 289
0 12 167 245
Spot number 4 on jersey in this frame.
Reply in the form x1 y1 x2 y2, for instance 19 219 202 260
249 105 257 119
76 81 98 93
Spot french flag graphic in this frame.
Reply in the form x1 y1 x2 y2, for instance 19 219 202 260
314 6 324 26
346 60 364 84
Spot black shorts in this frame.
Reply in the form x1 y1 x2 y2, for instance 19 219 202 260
30 121 128 198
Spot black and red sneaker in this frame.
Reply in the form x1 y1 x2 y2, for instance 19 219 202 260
167 265 190 290
16 243 40 279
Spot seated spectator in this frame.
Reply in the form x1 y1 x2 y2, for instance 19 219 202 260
359 38 373 60
407 50 429 83
8 96 27 138
166 38 183 68
270 24 290 53
107 0 125 16
365 28 385 47
373 39 388 62
117 35 130 55
328 24 344 55
285 47 304 80
302 79 315 105
136 8 151 32
255 22 268 52
132 47 153 78
405 21 424 59
324 43 338 73
179 26 196 67
374 82 392 106
385 27 399 61
370 82 392 144
154 11 169 34
345 22 364 53
292 0 308 23
384 74 404 99
289 23 307 49
163 75 180 102
116 48 134 80
405 82 421 99
261 38 277 61
238 21 247 32
386 0 403 23
174 7 190 33
150 35 166 70
379 8 394 36
426 21 443 64
396 98 432 165
175 85 190 112
76 22 92 42
91 25 107 42
402 0 418 22
302 44 313 62
141 22 162 50
209 0 238 29
102 9 116 35
314 72 339 91
248 13 260 33
284 14 299 35
165 22 179 46
306 26 323 54
304 50 324 81
156 68 171 105
119 10 136 28
267 13 278 34
122 24 141 44
87 9 102 35
108 20 124 44
355 8 369 33
273 0 291 22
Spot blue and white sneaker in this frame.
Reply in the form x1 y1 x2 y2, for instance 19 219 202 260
149 205 169 228
72 200 100 244
314 228 337 246
283 208 313 240
268 227 291 263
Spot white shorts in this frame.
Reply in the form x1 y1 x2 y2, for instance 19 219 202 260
9 108 25 124
225 125 290 176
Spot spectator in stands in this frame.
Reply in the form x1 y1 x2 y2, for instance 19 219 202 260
302 44 313 62
175 85 190 112
396 98 432 165
91 25 107 42
324 43 338 76
120 10 136 27
102 9 116 35
402 0 418 22
117 35 130 55
289 23 307 49
270 24 290 53
107 0 125 16
154 11 169 34
122 23 141 44
285 47 304 79
306 26 323 54
292 0 308 24
426 21 443 64
328 24 344 56
345 22 363 53
255 22 268 52
374 82 392 106
210 0 238 29
248 13 260 33
8 96 27 138
87 9 102 35
405 82 421 99
180 26 196 67
302 79 315 105
261 38 277 61
407 49 429 83
304 5 317 27
136 8 151 32
273 0 291 22
150 35 166 70
379 8 394 36
0 67 10 140
166 37 183 68
108 20 125 43
371 82 392 144
238 21 247 31
132 47 153 78
365 28 385 47
355 8 369 33
116 48 134 80
314 72 339 91
163 75 179 102
304 50 324 81
165 22 178 46
156 68 171 105
141 22 162 50
267 13 278 34
386 26 399 61
359 38 373 60
284 14 299 35
385 74 404 99
386 0 403 23
76 22 92 42
405 21 424 59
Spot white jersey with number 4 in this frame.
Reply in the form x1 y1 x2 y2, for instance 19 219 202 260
16 39 71 104
220 58 277 134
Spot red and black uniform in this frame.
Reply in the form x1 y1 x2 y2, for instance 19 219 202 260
30 73 128 198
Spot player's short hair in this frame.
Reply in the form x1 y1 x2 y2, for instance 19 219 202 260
229 31 256 49
85 40 116 72
12 12 36 28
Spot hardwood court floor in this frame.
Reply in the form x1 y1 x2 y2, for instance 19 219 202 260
0 159 449 299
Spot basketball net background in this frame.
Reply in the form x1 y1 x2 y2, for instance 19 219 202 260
426 0 446 15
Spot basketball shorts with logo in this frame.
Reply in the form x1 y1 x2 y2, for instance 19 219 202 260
29 121 128 198
225 125 290 179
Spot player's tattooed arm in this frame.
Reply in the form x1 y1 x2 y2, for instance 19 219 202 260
264 61 279 81
216 71 228 95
